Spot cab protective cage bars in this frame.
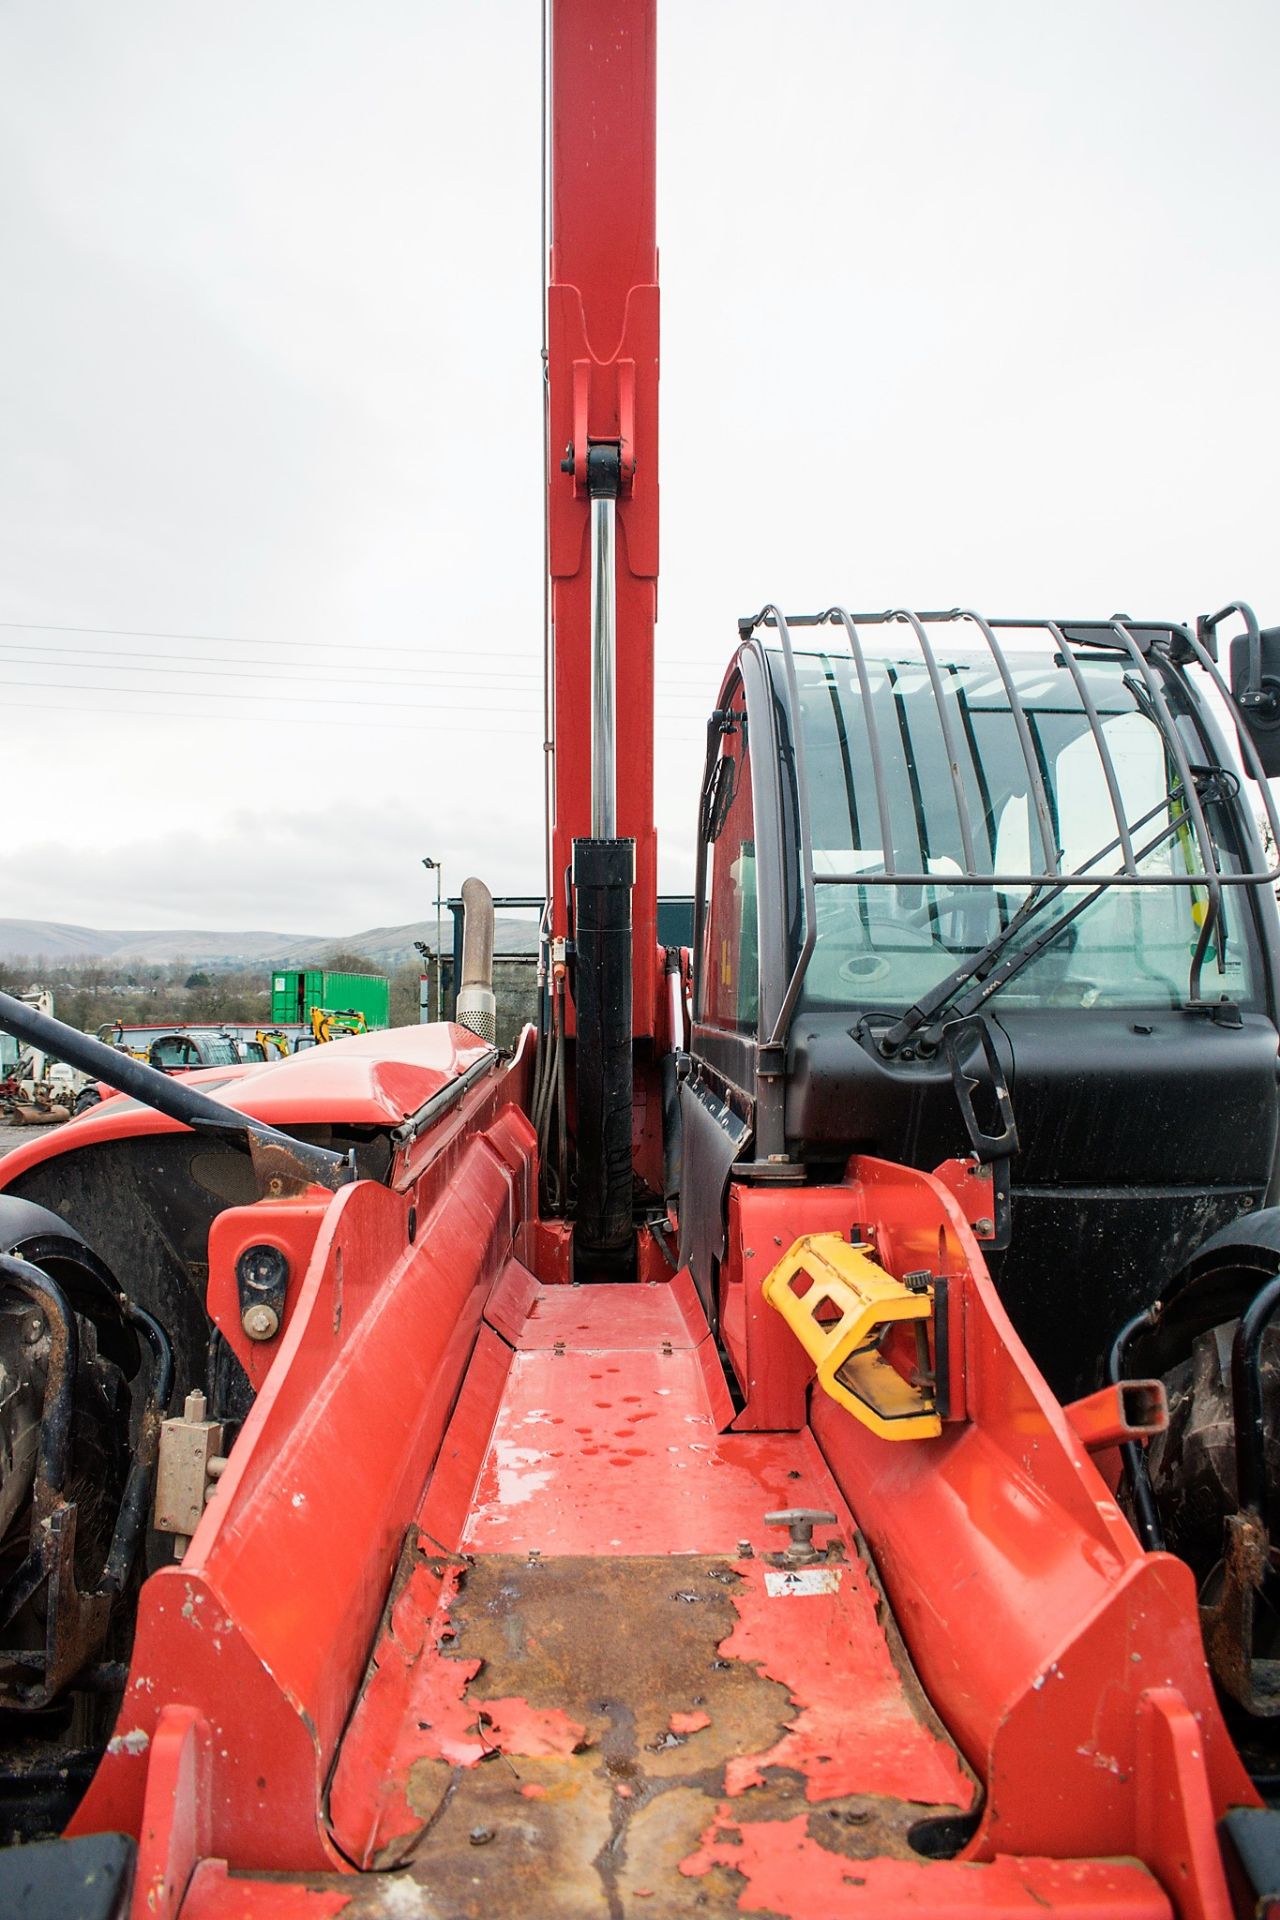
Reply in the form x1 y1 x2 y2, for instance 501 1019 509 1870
733 604 1280 1049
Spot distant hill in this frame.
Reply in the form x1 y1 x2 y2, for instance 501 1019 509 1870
0 916 541 970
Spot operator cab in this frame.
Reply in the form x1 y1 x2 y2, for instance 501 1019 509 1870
682 610 1280 1399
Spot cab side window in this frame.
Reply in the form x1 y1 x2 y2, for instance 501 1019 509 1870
699 686 759 1032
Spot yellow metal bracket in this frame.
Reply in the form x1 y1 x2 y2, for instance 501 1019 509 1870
762 1232 942 1441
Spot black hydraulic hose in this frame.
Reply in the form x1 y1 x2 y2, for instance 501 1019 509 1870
125 1302 174 1413
0 1254 77 1504
555 972 568 1211
1108 1303 1165 1552
98 1305 175 1596
1231 1273 1280 1537
0 987 352 1191
98 1450 158 1597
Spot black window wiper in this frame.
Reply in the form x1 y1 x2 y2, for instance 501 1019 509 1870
875 792 1195 1057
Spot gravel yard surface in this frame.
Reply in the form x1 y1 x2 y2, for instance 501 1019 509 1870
0 1119 40 1161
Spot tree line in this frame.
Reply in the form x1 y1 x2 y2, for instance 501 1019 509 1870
0 950 424 1032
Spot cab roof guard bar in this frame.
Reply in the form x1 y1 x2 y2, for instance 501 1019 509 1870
737 604 1280 1034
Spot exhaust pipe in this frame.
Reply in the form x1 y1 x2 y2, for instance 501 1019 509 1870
455 877 497 1044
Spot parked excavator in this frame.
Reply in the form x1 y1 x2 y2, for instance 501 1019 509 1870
309 1006 369 1045
2 6 1280 1916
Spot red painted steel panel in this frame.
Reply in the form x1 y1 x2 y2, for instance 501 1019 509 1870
721 1183 840 1430
547 0 659 1032
182 1865 350 1919
786 1155 1255 1893
679 1821 1174 1918
180 1851 1171 1920
459 1291 831 1558
206 1196 330 1390
0 1024 497 1185
482 1254 542 1345
133 1707 212 1920
69 1099 538 1874
496 1271 702 1351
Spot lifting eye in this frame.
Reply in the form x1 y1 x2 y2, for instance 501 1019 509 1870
237 1245 289 1298
235 1244 290 1342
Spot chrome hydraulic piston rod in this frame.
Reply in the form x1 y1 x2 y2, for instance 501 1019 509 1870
588 445 619 837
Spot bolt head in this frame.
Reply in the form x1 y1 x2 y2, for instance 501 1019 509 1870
242 1302 280 1342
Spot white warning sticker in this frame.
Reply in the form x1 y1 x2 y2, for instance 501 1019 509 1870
764 1566 843 1597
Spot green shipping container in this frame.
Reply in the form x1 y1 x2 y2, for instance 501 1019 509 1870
270 969 391 1031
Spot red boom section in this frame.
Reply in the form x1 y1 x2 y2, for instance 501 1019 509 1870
547 0 659 1038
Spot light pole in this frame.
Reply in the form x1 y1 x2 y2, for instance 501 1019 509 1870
421 857 444 1021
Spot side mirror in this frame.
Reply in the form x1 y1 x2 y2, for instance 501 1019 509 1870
1229 626 1280 779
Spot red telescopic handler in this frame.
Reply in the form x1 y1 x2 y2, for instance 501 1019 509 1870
3 6 1280 1916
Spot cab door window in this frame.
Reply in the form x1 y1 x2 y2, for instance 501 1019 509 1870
699 686 759 1032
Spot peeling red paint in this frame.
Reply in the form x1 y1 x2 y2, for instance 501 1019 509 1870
183 1861 352 1917
669 1710 711 1735
385 1579 587 1770
720 1558 974 1809
679 1810 1172 1916
475 1695 587 1759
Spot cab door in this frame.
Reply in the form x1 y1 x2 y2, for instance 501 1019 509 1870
680 668 766 1317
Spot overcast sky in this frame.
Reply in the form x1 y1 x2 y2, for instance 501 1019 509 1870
1 2 1277 934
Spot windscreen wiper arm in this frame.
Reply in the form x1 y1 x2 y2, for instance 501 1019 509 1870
875 793 1191 1058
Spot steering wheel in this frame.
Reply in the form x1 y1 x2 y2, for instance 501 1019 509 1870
816 894 952 954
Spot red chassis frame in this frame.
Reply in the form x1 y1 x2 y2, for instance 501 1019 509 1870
0 1025 1249 1917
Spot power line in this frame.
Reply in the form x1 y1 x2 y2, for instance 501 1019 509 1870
0 635 724 691
0 619 733 681
0 618 497 655
9 692 707 735
0 640 545 687
0 674 547 715
1 670 716 718
8 697 548 738
1 653 545 699
10 698 706 741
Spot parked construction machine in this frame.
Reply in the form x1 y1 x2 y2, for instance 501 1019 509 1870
2 6 1280 1916
0 987 88 1124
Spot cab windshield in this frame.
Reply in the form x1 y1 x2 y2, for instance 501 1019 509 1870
775 641 1257 1014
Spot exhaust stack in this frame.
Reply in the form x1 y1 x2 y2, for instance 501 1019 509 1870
455 877 497 1044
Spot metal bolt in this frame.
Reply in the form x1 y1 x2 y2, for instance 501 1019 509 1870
242 1302 280 1342
764 1508 837 1565
974 1218 994 1238
469 1827 495 1847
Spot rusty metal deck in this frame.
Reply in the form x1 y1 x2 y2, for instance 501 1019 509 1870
288 1280 1171 1916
